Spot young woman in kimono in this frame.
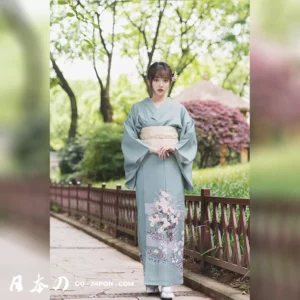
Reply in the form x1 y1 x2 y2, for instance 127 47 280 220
121 62 197 299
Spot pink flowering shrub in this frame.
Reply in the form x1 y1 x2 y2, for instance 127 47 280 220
183 100 250 168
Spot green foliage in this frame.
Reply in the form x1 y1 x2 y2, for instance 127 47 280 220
191 163 250 198
79 123 125 182
119 0 249 96
50 85 71 150
111 75 146 125
50 80 101 150
50 77 147 150
50 202 62 213
58 136 87 176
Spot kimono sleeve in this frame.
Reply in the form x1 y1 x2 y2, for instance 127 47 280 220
121 104 150 190
173 106 198 192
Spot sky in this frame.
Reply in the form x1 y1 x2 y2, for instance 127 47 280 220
55 53 140 83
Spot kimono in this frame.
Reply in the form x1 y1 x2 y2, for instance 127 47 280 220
121 97 197 286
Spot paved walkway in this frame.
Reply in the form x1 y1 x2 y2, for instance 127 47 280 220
50 216 212 300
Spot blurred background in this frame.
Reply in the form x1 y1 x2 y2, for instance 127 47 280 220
0 0 49 299
251 0 300 299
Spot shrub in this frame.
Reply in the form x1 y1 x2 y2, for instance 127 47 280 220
50 202 62 213
183 100 250 168
79 123 124 182
58 136 87 179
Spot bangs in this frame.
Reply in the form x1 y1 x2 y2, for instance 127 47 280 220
154 68 170 80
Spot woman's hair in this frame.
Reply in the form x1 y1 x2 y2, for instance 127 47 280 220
146 62 174 94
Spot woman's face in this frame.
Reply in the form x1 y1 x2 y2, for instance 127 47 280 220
150 76 171 97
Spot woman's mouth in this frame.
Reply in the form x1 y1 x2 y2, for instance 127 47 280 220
158 89 164 92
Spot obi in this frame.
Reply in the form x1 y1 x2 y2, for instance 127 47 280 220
139 126 178 147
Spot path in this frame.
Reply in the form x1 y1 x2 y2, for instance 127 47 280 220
50 216 212 300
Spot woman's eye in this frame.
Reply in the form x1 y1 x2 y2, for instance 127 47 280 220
164 80 168 82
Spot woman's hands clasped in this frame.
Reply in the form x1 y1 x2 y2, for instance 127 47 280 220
149 146 175 160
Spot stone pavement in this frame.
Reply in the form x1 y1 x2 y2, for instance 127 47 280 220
50 216 213 300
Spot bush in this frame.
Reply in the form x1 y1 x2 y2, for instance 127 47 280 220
79 123 124 182
183 100 250 168
50 202 62 213
58 136 87 180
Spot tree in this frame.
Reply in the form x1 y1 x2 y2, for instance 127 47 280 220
121 0 168 96
120 0 249 98
183 100 250 168
80 0 117 122
50 0 119 122
163 0 211 96
50 52 78 140
214 0 250 97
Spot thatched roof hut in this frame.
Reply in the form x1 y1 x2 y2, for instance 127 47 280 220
172 80 249 116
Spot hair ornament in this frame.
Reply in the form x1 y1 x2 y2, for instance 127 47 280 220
172 71 178 82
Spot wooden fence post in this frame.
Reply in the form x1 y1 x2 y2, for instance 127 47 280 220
134 191 138 246
52 183 55 204
100 183 106 227
115 184 122 238
68 182 71 216
76 181 80 214
60 183 63 210
87 183 91 223
200 188 211 271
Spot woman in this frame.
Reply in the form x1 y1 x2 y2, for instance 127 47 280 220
121 62 197 299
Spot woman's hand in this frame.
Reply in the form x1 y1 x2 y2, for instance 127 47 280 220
149 146 175 160
149 147 159 154
158 146 175 160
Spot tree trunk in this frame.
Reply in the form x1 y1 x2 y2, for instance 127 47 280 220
168 81 176 97
50 53 78 140
100 88 113 122
219 144 228 166
141 74 151 97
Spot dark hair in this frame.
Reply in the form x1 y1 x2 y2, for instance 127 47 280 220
146 62 173 94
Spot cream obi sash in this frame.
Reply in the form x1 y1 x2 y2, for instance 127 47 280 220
139 126 178 147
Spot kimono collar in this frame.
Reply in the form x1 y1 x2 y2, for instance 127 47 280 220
144 97 171 121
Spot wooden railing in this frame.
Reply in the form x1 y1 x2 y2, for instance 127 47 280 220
50 182 250 276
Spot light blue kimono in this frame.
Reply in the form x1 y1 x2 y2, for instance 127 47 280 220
121 97 197 286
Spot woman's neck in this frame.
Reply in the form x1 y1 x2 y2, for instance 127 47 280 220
151 94 167 103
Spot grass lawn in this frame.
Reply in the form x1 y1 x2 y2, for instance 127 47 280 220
191 163 249 198
94 163 250 199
